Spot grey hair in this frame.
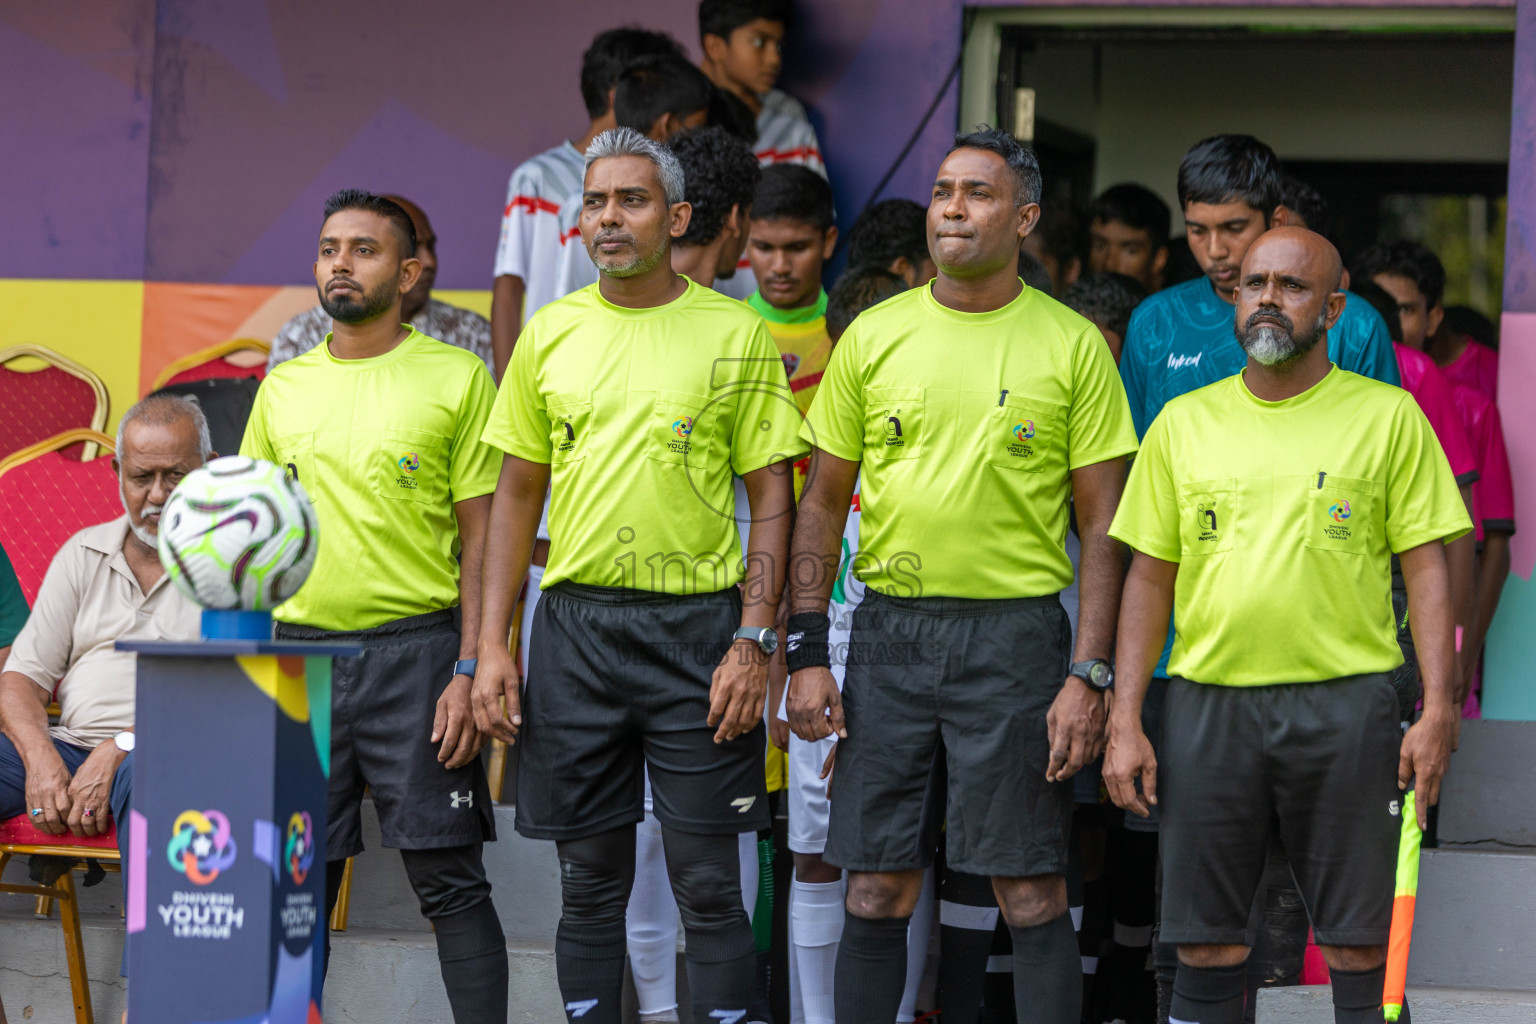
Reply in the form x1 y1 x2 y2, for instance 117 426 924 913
585 127 686 207
116 393 213 462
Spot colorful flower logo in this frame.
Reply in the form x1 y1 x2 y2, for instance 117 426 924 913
398 452 420 473
167 809 238 885
285 811 315 886
673 416 694 438
1013 420 1035 442
1330 501 1352 522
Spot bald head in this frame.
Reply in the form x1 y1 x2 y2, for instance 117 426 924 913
1243 226 1343 293
1233 226 1347 369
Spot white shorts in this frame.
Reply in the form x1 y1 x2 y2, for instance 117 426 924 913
787 729 837 855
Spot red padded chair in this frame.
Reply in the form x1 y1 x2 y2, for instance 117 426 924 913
0 815 120 1024
151 338 269 389
0 346 110 462
0 430 120 604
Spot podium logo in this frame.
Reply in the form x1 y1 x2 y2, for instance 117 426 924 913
167 809 238 885
285 811 316 886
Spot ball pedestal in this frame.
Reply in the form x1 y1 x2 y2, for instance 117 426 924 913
116 612 357 1024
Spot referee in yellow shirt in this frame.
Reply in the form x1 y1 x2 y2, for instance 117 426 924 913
1104 228 1466 1024
473 128 804 1024
241 190 507 1023
785 128 1140 1024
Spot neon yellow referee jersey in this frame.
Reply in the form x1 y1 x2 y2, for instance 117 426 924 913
241 327 501 631
483 277 807 594
802 281 1138 599
1109 367 1471 686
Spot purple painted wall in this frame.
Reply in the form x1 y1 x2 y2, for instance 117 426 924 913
1503 0 1536 313
0 0 964 290
0 2 155 280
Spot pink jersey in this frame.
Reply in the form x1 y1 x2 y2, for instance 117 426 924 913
1452 384 1515 542
1394 343 1479 484
1441 338 1498 401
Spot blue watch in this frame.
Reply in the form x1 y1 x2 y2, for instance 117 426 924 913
454 658 478 678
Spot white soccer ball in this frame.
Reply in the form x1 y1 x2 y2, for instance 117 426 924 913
157 456 319 610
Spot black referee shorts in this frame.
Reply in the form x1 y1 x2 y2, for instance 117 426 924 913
275 608 495 860
1158 673 1402 949
515 582 770 841
825 589 1073 878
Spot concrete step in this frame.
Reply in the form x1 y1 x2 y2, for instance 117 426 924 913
1436 720 1536 847
1256 984 1536 1022
1410 847 1536 990
0 911 566 1024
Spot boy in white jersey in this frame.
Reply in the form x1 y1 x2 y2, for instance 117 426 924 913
490 28 684 377
780 266 912 1024
552 53 716 300
698 0 824 177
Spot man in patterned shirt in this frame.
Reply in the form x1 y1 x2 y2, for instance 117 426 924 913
269 195 492 372
489 28 685 377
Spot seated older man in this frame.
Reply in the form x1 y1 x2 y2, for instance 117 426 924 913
0 394 207 868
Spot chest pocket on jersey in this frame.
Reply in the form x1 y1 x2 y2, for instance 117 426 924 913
548 393 592 466
378 429 447 504
984 396 1065 474
647 391 716 470
1305 475 1378 555
272 432 317 505
864 387 923 461
1177 479 1236 557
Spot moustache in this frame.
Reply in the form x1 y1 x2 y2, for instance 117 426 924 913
327 278 363 292
1245 308 1294 333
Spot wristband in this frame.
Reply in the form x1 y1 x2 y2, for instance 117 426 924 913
785 612 832 673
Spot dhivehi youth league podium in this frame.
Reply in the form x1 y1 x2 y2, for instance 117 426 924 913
118 615 357 1024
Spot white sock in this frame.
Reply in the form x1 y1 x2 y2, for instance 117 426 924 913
740 830 758 926
898 865 936 1022
791 878 845 1024
627 811 679 1017
788 886 804 1024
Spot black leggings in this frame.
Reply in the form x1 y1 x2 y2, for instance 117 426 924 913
324 846 507 1024
555 824 755 1024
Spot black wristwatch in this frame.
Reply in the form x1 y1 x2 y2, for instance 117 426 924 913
1070 658 1114 692
734 626 779 657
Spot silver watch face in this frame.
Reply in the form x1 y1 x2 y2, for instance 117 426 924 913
759 628 779 656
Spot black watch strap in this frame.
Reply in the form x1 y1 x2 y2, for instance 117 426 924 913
1070 658 1114 691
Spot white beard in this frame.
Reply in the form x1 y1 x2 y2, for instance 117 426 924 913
1244 325 1298 366
122 481 161 548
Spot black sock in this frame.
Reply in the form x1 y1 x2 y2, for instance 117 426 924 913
1329 964 1387 1024
983 916 1017 1024
555 920 627 1024
1009 911 1081 1024
938 866 997 1023
1169 962 1245 1024
682 911 757 1024
322 858 347 980
835 913 911 1024
432 897 508 1024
